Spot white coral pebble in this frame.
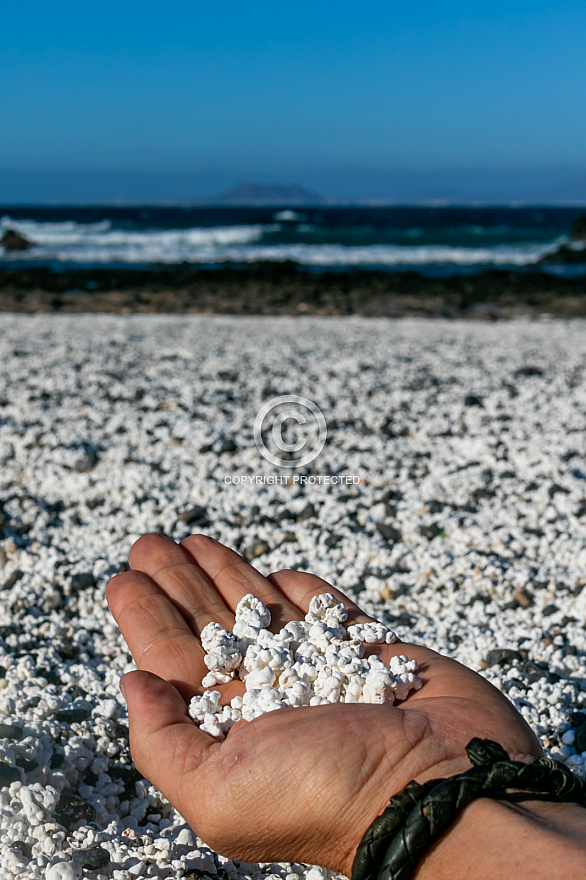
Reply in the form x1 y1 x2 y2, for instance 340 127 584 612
46 862 83 880
347 622 397 644
188 594 421 739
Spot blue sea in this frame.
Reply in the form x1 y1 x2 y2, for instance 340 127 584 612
1 205 585 276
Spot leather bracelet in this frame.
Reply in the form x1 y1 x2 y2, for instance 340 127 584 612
351 738 586 880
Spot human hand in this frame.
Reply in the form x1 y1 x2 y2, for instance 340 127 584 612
106 534 542 877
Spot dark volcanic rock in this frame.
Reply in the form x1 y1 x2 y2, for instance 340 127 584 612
243 539 271 560
70 571 97 591
1 569 24 590
0 762 21 786
575 723 586 753
0 229 33 251
54 794 96 827
296 503 317 522
484 648 523 668
419 522 443 541
176 505 210 527
74 449 100 472
0 723 24 740
72 846 111 870
376 522 402 544
55 706 92 723
514 366 544 378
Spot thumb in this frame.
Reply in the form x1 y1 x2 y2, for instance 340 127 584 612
120 670 217 805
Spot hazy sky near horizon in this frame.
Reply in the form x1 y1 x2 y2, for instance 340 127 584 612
2 1 586 200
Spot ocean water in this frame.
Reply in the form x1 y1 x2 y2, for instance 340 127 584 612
1 205 585 275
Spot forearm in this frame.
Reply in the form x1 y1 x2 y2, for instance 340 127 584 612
413 797 586 880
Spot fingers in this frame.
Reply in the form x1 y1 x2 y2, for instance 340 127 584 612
180 534 301 630
128 533 234 636
120 670 218 811
267 570 375 626
107 569 207 697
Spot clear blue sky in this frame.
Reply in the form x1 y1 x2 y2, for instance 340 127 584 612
2 1 586 201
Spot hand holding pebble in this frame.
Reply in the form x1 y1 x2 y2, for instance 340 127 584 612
107 533 542 878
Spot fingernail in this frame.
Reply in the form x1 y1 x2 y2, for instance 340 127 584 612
119 677 127 700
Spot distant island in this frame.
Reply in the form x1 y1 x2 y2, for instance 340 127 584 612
215 182 323 205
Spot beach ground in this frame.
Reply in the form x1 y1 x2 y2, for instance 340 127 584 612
0 314 585 878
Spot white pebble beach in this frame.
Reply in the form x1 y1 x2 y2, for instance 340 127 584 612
1 313 586 880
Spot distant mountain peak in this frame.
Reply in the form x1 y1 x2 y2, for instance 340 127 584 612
216 182 322 205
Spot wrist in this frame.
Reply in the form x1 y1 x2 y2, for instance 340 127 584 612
413 796 586 880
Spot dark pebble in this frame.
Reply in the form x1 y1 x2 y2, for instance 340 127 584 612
218 437 238 454
1 569 24 590
464 394 484 408
419 522 443 541
324 533 343 548
296 503 317 522
0 723 23 740
15 756 38 772
376 522 402 544
0 762 21 785
57 644 80 660
74 450 100 472
520 659 560 684
574 724 586 754
109 764 143 785
72 846 111 869
12 840 32 860
548 483 570 498
243 540 270 560
54 794 96 827
70 572 97 591
485 648 523 668
176 505 210 527
514 366 544 378
39 668 61 684
542 604 559 617
55 706 92 723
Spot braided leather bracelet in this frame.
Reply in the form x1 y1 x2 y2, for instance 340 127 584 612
351 738 586 880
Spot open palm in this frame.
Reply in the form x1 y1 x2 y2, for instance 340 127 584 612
106 534 542 877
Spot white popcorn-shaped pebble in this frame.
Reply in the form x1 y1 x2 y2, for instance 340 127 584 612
279 620 311 648
306 592 348 625
189 594 422 739
200 623 243 673
244 667 277 689
283 680 312 706
202 670 235 688
363 669 395 704
347 621 397 644
233 594 272 640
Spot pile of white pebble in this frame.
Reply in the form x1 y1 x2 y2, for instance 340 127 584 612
189 592 420 737
0 314 585 880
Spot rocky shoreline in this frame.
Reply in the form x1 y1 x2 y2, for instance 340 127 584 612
1 263 586 317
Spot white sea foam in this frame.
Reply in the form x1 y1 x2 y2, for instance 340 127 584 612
0 216 562 267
